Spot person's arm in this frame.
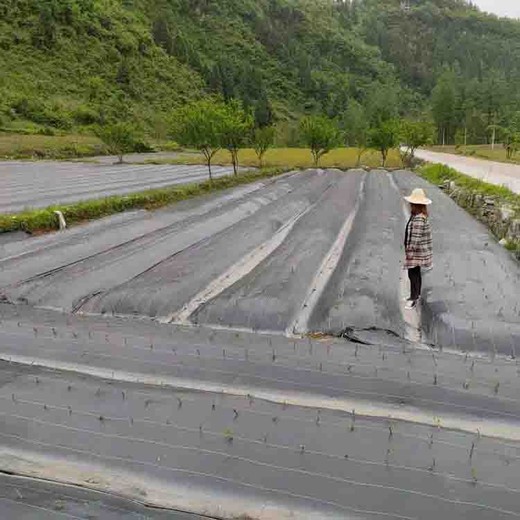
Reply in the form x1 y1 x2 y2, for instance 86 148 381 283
423 219 432 248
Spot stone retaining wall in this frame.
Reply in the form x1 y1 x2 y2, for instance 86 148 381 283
440 180 520 260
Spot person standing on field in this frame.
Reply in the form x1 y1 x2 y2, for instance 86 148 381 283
403 188 433 310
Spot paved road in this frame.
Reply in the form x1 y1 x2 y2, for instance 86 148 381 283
414 148 520 194
0 161 235 213
1 168 519 518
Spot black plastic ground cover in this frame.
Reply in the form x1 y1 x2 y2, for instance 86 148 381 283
392 170 520 355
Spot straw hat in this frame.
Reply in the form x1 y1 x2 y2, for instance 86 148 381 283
404 188 432 205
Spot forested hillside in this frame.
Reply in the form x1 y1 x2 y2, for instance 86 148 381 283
1 0 520 144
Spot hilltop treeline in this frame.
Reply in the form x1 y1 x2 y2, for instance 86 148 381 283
1 0 520 144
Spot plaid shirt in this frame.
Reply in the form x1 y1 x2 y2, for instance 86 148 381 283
404 214 433 269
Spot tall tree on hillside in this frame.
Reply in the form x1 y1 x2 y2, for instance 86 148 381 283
500 112 520 159
478 72 507 135
254 92 274 128
300 116 342 167
431 71 459 145
365 82 400 127
171 98 227 180
34 3 58 48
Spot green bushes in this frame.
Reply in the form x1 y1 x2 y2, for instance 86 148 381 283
94 123 142 163
299 116 342 167
10 98 73 130
0 133 105 159
72 105 101 126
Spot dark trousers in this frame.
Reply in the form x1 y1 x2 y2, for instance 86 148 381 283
408 266 422 301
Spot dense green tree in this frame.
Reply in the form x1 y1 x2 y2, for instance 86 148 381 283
399 120 434 166
254 92 274 128
365 82 400 127
220 100 254 175
300 116 342 167
171 98 227 180
502 128 520 159
368 120 400 167
95 123 138 164
253 126 276 167
431 71 459 145
342 101 369 166
499 113 520 159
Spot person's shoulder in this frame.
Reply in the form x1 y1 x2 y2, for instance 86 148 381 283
413 214 427 222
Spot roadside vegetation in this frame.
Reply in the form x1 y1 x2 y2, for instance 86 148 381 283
428 145 520 166
418 163 520 207
417 163 520 257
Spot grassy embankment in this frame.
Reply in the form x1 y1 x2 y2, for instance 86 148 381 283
428 144 520 165
0 133 182 160
0 132 105 159
418 163 520 255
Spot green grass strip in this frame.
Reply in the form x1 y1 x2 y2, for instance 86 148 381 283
417 163 520 256
0 167 292 235
417 163 520 209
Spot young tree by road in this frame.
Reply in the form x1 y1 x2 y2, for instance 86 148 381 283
171 98 227 180
399 120 434 167
220 100 254 175
300 116 341 167
95 123 137 164
502 127 520 159
253 126 276 167
368 120 400 167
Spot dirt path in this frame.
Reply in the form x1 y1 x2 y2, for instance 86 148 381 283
415 149 520 194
